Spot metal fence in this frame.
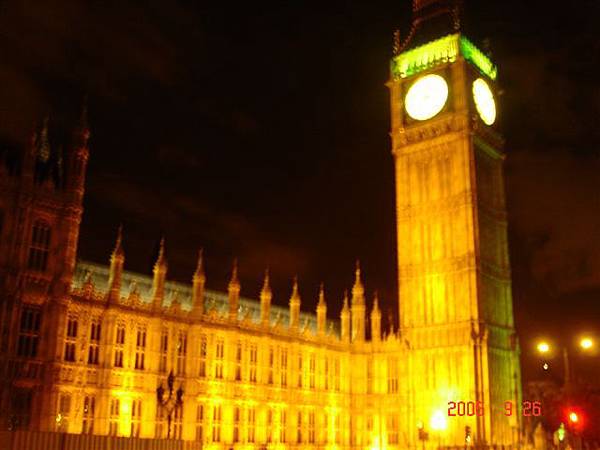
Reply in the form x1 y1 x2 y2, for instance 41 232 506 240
0 431 204 450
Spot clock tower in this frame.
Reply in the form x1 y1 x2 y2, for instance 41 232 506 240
389 0 521 446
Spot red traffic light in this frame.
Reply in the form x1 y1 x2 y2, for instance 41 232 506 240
565 408 585 431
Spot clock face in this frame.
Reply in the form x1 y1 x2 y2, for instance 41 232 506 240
404 74 449 121
472 78 496 125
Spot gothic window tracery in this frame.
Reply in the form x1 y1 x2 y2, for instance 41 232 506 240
27 220 51 272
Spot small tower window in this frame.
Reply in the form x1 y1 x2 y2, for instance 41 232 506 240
134 328 146 370
176 330 187 376
63 318 78 362
159 330 168 373
27 221 51 272
114 325 125 368
88 322 101 365
17 307 41 358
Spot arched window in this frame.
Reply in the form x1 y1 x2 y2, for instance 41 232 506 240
27 221 51 271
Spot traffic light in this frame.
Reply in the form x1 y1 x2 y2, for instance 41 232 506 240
565 407 585 433
465 425 472 444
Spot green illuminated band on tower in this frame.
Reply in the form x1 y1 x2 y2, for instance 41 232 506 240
392 34 498 80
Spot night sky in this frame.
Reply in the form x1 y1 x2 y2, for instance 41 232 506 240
0 1 598 381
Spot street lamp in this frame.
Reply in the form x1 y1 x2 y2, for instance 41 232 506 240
430 410 447 450
535 337 595 388
579 337 593 350
156 370 184 439
537 342 550 354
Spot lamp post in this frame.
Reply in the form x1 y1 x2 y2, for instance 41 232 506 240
156 370 184 439
430 410 448 450
536 337 595 389
417 421 428 450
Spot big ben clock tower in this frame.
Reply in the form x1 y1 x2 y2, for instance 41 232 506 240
390 0 522 446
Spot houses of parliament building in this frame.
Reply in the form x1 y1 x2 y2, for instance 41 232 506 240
0 1 521 449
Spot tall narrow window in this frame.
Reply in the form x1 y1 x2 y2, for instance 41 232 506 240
308 410 315 444
214 339 224 379
367 360 373 394
135 328 146 370
155 405 165 438
109 398 119 436
309 354 315 389
176 331 187 376
279 410 287 443
114 325 125 368
131 400 142 437
195 404 204 442
88 322 101 365
28 221 51 271
324 357 329 390
335 414 342 444
387 358 399 393
198 334 207 377
235 342 242 381
57 393 71 432
82 396 95 434
247 407 256 443
13 390 33 429
159 330 168 373
297 353 303 388
296 411 303 444
280 348 288 386
249 344 257 383
63 318 77 362
173 406 183 439
334 358 340 391
17 307 41 357
387 414 399 444
233 406 241 443
211 405 221 442
267 408 274 443
268 347 274 384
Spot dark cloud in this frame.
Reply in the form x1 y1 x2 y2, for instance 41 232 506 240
0 0 599 368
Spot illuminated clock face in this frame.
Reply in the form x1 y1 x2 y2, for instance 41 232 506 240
404 74 449 121
472 78 496 125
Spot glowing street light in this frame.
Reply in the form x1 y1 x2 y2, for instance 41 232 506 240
580 337 593 350
537 342 550 353
430 410 448 431
568 411 579 424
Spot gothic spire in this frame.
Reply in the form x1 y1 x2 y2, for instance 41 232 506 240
260 268 272 297
155 237 167 269
228 258 240 290
260 268 272 326
228 259 240 321
290 276 300 304
317 283 326 308
37 116 51 162
194 248 205 282
112 224 124 258
192 248 205 317
351 260 365 303
316 283 327 336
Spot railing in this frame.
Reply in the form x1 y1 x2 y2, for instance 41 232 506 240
0 431 204 450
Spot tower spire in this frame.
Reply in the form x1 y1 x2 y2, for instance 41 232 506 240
192 249 205 317
371 291 382 343
37 116 51 163
340 290 350 343
108 225 124 303
289 276 301 330
228 259 240 321
260 268 272 327
351 260 366 343
316 283 327 337
152 237 168 309
399 0 463 53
